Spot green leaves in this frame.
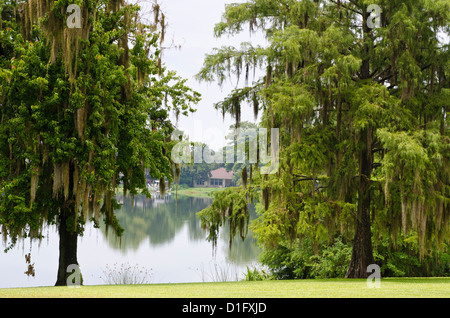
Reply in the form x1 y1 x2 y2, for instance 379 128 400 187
198 0 450 275
198 186 250 250
271 26 320 64
0 0 200 245
378 129 429 171
264 77 315 119
196 43 266 86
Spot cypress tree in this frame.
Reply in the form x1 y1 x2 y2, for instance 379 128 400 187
197 0 449 278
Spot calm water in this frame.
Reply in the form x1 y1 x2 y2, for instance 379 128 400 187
0 194 260 288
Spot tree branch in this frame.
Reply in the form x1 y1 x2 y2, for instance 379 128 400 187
329 0 363 16
371 148 383 154
293 177 316 182
372 162 382 169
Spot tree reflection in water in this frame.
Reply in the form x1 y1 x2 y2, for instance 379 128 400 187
101 194 260 266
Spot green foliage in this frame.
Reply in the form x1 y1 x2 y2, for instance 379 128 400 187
258 242 310 280
257 236 449 279
308 239 352 279
197 0 449 278
244 266 272 281
0 0 199 247
256 237 352 280
198 186 252 250
374 238 450 277
177 142 218 187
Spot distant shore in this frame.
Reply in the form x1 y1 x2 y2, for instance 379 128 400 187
112 185 222 198
173 187 221 198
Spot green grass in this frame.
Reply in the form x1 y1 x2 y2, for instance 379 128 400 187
174 187 220 198
1 278 449 298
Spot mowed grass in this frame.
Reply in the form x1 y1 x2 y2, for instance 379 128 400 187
174 187 219 198
0 278 449 298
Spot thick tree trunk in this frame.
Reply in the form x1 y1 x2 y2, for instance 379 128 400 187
346 127 375 278
55 205 79 286
345 190 374 278
55 162 80 286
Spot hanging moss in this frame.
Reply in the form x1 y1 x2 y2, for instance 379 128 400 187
241 166 247 188
63 161 70 200
72 163 79 196
401 192 408 236
52 163 63 197
30 166 39 207
81 183 90 222
198 187 251 252
93 192 101 223
159 177 166 196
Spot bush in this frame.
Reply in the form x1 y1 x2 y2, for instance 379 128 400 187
308 238 352 278
258 243 312 280
258 237 353 279
374 238 450 277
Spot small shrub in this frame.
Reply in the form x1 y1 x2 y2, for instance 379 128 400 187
244 266 272 281
308 238 352 278
259 237 351 279
258 242 313 280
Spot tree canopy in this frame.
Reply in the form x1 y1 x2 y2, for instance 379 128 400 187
197 0 449 278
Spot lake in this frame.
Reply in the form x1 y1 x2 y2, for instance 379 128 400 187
0 194 260 288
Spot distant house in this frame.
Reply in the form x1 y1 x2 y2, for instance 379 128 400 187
195 167 234 188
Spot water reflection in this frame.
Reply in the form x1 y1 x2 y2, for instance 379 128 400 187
105 194 209 249
104 194 259 265
0 194 260 288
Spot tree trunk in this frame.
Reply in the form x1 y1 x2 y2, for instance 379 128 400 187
345 193 374 278
55 205 79 286
55 162 80 286
345 127 375 278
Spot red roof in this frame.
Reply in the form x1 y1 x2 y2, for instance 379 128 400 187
210 168 234 180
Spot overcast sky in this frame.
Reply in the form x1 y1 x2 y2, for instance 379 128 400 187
152 0 266 150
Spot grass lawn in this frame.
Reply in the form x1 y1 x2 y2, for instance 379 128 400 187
0 278 449 298
174 187 220 198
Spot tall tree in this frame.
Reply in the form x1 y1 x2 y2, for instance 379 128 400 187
0 0 199 285
197 0 449 278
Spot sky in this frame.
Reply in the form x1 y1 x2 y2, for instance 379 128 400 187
151 0 266 150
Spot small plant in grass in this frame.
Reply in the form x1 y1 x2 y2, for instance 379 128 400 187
100 262 153 285
245 266 272 281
